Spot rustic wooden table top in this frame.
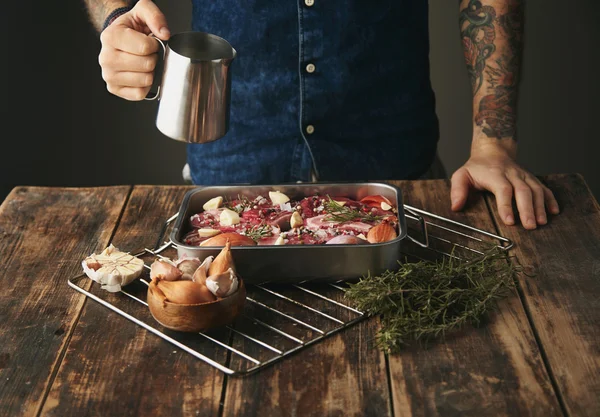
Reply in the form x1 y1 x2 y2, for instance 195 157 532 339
1 174 598 417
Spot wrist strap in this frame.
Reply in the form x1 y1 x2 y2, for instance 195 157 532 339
101 6 132 31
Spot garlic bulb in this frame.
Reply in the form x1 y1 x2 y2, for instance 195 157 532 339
82 244 144 292
175 255 201 280
154 279 216 304
150 258 182 281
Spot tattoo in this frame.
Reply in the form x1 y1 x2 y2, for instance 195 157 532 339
83 0 132 32
460 0 523 140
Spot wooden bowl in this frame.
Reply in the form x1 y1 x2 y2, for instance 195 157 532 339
147 278 246 332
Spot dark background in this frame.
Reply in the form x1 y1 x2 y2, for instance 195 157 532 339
1 1 598 204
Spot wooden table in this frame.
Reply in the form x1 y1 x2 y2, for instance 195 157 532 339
1 174 598 417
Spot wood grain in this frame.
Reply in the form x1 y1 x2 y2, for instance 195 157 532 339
39 186 228 417
486 173 600 417
386 179 562 417
222 285 392 417
0 186 131 417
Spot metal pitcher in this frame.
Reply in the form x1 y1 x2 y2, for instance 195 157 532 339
146 31 236 144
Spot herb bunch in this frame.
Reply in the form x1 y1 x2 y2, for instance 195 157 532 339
343 246 520 352
324 196 383 223
245 224 273 241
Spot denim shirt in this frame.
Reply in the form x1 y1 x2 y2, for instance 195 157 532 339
187 0 439 185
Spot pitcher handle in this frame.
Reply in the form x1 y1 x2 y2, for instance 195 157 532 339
144 34 167 101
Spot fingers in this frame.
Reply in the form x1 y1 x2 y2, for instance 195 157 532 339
524 176 548 225
101 26 160 56
491 179 515 226
131 0 170 40
103 70 154 89
107 85 152 101
450 168 472 211
508 176 537 229
99 48 158 73
543 185 560 215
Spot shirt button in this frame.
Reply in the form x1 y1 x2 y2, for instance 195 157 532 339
306 63 316 73
306 125 315 134
305 0 315 6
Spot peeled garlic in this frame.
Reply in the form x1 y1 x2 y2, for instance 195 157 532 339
269 191 290 205
155 279 216 304
274 235 286 245
381 202 392 211
206 269 239 297
203 196 223 211
150 258 182 281
175 255 201 280
290 211 303 228
198 228 222 238
82 244 144 292
220 209 240 226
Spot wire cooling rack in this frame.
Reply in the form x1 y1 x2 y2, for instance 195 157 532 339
68 204 512 376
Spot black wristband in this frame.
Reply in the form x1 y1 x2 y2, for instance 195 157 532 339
101 6 132 32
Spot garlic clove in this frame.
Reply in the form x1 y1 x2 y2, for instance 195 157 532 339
82 244 145 292
290 211 303 228
175 255 202 281
274 235 286 245
381 202 392 211
269 191 290 205
203 196 224 211
191 256 213 285
209 241 235 276
155 279 216 304
198 228 222 238
219 209 240 226
206 268 239 297
150 258 183 281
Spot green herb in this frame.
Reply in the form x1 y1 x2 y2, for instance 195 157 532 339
343 246 520 352
224 194 252 214
324 196 383 223
245 224 273 241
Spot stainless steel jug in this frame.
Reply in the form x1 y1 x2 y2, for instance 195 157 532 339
146 32 236 144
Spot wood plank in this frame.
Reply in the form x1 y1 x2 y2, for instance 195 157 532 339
486 173 600 417
222 286 393 417
386 179 562 417
40 186 230 417
0 186 131 417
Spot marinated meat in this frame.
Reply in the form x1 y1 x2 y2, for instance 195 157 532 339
183 193 399 246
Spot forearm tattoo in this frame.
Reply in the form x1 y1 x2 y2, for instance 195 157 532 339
83 0 133 32
460 0 523 140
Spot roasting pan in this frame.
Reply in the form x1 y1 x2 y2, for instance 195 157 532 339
170 182 408 283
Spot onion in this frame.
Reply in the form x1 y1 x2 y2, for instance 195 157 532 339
325 235 368 245
192 256 213 285
209 241 235 276
154 279 216 304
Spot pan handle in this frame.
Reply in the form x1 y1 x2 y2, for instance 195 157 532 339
404 207 429 248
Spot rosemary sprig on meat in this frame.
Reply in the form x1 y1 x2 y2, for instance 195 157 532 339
245 224 273 241
343 246 520 352
223 195 252 214
324 196 383 223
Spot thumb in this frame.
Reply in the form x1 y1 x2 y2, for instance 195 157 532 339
450 168 472 211
132 0 170 40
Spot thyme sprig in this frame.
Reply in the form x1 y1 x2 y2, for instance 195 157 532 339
343 246 520 352
245 224 273 241
324 196 383 223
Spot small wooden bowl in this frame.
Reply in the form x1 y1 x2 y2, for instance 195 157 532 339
147 279 246 332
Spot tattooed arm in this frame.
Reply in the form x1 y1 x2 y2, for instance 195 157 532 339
450 0 559 229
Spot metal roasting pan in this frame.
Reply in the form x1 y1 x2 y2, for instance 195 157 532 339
170 182 408 284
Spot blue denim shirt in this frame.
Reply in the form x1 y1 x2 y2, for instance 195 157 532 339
187 0 439 185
